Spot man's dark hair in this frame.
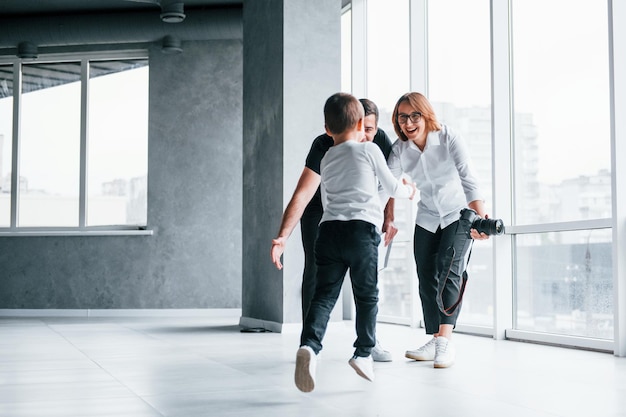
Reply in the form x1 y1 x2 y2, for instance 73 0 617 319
359 98 379 124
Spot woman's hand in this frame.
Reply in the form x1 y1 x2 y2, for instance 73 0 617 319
470 214 490 240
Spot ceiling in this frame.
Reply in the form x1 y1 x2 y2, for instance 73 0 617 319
0 0 242 16
0 0 244 98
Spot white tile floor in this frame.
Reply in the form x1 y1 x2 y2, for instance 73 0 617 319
1 315 625 417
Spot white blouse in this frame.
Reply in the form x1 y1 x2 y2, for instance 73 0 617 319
388 124 484 232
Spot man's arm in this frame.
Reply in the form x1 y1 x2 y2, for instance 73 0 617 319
270 167 321 269
382 198 398 246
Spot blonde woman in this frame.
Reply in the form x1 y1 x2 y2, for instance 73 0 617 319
385 92 490 368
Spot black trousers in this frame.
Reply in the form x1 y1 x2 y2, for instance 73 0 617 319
300 220 380 357
413 221 473 334
300 209 322 321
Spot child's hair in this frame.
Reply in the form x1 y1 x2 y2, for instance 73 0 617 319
324 92 364 135
392 92 442 142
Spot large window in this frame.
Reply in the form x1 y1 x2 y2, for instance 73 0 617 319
365 0 410 132
19 62 81 226
515 229 612 339
87 61 148 226
362 0 414 324
428 0 493 329
511 0 612 340
0 55 148 231
346 0 621 350
512 0 611 225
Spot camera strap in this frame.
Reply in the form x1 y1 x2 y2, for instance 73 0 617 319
438 240 473 317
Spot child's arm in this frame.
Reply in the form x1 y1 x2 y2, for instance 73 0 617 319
368 144 415 199
402 178 417 200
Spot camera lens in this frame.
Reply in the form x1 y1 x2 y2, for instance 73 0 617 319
473 218 505 236
493 219 504 235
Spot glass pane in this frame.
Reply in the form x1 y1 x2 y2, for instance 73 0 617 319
87 60 148 226
19 62 81 227
428 0 494 328
366 0 409 135
366 0 412 321
341 9 352 93
515 229 613 339
379 199 417 321
0 64 13 227
512 0 610 224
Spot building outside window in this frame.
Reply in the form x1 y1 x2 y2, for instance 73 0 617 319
511 0 612 340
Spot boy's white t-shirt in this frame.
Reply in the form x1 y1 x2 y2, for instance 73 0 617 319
319 140 412 232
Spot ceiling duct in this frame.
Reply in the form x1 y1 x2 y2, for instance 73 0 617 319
160 2 186 23
0 7 242 51
161 35 183 54
17 41 38 59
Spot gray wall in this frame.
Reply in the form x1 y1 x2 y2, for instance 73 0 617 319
0 37 243 309
0 1 342 319
241 0 341 329
241 0 285 324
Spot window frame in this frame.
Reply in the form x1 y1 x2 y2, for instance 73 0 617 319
0 50 151 237
346 0 626 353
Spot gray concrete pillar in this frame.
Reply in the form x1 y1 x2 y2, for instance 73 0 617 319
241 0 341 331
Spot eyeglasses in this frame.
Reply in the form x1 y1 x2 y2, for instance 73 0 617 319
397 112 422 125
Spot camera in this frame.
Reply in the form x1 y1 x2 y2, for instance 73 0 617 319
459 208 505 239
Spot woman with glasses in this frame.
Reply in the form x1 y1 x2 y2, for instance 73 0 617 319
385 92 490 368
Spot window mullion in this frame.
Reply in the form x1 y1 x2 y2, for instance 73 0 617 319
408 0 427 328
79 59 89 228
491 0 514 340
10 61 21 229
350 0 366 97
409 0 427 94
610 0 626 357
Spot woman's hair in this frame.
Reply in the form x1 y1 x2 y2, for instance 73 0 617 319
391 92 441 142
324 92 364 135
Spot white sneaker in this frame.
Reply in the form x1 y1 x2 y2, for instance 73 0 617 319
433 336 455 368
371 340 393 362
405 337 437 361
348 355 375 382
295 346 317 392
